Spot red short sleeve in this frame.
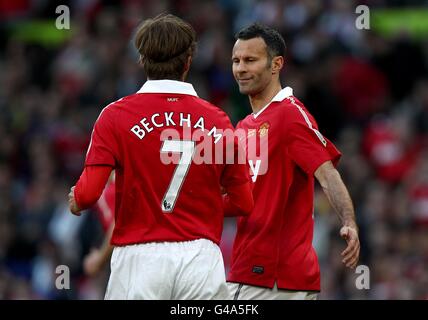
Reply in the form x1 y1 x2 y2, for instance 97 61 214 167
285 121 341 176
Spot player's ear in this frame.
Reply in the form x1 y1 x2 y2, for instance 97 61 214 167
182 56 192 80
185 56 192 72
271 56 284 75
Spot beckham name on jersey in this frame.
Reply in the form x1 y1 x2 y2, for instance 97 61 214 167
130 111 223 143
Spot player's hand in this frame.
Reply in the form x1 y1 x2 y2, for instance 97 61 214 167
68 186 81 216
83 249 103 277
340 225 360 269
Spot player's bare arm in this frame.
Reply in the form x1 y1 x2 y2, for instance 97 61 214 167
314 160 360 269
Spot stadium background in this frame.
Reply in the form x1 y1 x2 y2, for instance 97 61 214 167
0 0 427 299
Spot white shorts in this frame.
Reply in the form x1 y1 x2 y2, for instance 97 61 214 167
105 238 229 300
227 282 318 300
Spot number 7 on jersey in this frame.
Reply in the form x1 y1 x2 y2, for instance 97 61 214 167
160 140 196 212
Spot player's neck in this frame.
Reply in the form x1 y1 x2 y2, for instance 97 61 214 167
249 83 282 114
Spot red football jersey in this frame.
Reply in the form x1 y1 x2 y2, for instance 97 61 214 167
85 80 248 246
228 87 341 291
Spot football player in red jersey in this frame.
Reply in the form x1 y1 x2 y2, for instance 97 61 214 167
227 23 360 300
68 14 253 300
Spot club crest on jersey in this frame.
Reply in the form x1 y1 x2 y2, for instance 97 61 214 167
258 122 270 137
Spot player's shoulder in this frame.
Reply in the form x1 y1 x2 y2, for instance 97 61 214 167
193 96 232 123
193 96 225 113
276 93 313 123
92 95 136 127
238 113 255 127
105 93 140 110
277 93 304 111
99 94 140 116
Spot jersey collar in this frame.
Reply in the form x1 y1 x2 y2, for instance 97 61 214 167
253 86 293 119
137 80 198 97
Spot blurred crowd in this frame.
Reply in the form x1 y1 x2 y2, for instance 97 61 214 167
0 0 427 299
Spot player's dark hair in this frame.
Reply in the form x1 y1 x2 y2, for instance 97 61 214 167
134 14 196 80
235 23 286 61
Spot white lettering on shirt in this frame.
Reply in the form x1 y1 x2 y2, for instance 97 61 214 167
130 112 221 141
